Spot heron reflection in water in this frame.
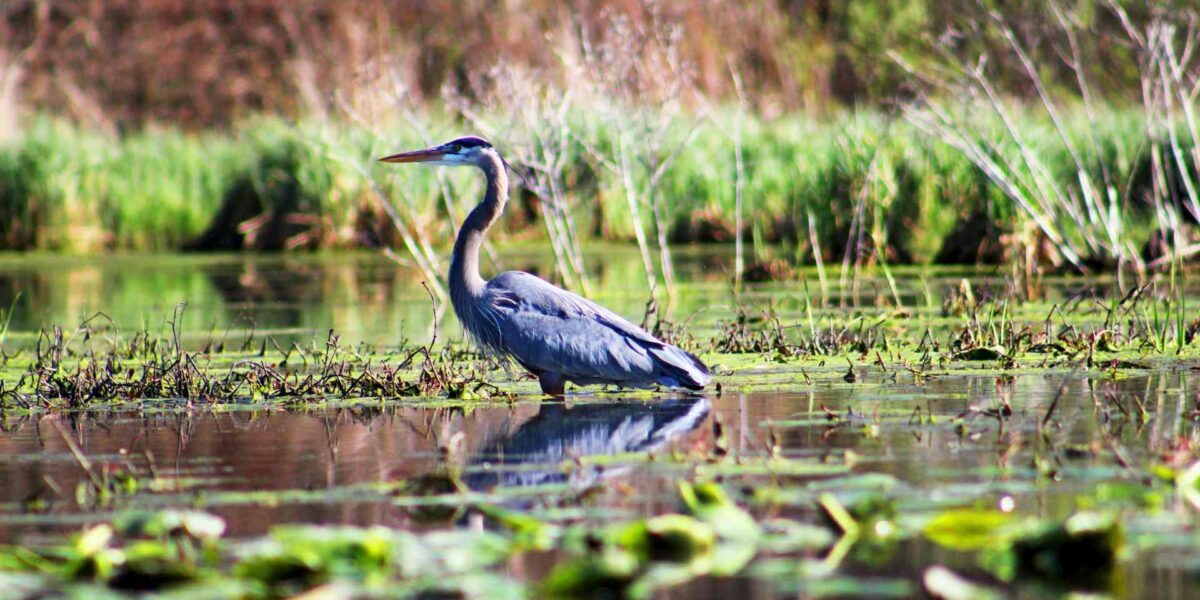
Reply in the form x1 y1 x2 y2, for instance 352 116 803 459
380 138 710 395
462 397 711 492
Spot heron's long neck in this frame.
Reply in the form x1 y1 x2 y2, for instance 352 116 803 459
450 153 507 305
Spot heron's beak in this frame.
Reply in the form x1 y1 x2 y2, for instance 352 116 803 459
378 147 445 163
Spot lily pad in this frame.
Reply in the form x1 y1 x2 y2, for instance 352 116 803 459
923 508 1016 551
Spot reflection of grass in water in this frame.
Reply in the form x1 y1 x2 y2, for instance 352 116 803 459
0 250 728 347
0 287 1196 410
17 249 1200 359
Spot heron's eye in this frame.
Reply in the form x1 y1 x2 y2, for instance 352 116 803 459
446 144 462 153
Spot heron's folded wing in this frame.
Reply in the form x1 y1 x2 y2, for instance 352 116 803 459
493 302 661 382
486 271 709 388
486 272 662 382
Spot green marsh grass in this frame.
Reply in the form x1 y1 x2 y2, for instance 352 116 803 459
0 118 252 251
0 108 1193 274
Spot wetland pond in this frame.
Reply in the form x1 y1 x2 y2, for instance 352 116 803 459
0 249 1199 598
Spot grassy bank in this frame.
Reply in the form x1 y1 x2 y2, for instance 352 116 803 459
0 108 1191 268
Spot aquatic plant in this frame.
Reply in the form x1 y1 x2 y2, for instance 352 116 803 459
902 2 1200 275
0 479 1137 598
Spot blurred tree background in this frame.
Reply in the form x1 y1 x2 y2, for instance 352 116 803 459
0 0 1184 129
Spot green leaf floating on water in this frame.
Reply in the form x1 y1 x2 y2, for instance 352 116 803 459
0 519 219 592
541 548 640 599
114 510 226 541
108 539 206 591
616 515 720 599
615 515 716 564
473 504 558 551
76 524 115 556
419 529 514 575
678 481 761 542
761 519 836 553
922 508 1016 551
679 481 761 576
1080 481 1164 510
234 526 399 593
545 482 763 598
925 509 1123 588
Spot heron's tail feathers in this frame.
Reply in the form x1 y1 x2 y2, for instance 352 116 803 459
649 345 711 390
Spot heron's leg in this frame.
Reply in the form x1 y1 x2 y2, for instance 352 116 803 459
539 373 566 396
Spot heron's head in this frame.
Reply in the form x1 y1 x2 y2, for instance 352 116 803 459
378 136 496 168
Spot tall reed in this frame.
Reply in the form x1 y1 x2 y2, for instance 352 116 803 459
898 1 1200 281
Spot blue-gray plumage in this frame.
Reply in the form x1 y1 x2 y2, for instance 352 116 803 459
380 136 711 395
463 398 711 491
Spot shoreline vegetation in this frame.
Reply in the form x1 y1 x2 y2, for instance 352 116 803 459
0 107 1194 267
2 2 1198 292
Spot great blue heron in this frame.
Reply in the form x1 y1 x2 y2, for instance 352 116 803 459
380 136 711 395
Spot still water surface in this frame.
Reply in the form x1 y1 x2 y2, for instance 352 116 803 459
0 250 1198 597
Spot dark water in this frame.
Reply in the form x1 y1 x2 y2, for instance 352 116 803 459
2 373 1199 597
0 251 1199 597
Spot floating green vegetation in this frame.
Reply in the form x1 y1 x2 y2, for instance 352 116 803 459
0 486 768 598
0 325 525 410
541 482 762 598
0 269 1196 410
923 508 1124 592
0 480 1143 599
1 356 1198 597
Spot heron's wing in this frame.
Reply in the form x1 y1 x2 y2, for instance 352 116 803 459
484 272 708 387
